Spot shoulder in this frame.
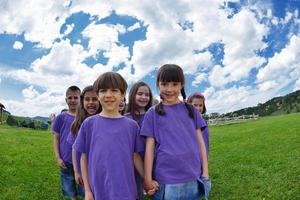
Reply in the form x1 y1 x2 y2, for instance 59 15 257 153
124 113 133 119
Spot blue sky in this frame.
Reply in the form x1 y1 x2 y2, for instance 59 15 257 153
0 0 300 117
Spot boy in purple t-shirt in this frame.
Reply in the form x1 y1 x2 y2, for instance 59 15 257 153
73 72 144 200
52 85 81 200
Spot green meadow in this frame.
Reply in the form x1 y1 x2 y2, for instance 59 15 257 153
0 113 299 200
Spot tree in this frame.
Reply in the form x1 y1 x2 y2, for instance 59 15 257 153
40 122 49 130
6 115 17 126
28 121 35 129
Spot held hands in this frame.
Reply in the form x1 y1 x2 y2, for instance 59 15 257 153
56 158 67 169
74 172 84 185
85 190 94 200
144 179 159 196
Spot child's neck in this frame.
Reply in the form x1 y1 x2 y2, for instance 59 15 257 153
67 110 76 116
100 110 122 118
136 107 146 114
162 99 180 105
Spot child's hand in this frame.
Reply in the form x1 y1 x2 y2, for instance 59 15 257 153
57 158 66 169
144 179 159 196
74 172 83 185
85 190 94 200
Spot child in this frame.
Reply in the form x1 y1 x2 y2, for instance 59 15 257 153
119 97 126 115
73 72 144 200
141 64 209 200
125 81 153 200
52 85 81 200
67 85 101 197
187 92 210 159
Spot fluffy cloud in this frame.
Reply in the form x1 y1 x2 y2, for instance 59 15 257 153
13 41 23 50
0 0 70 48
1 0 299 117
257 35 300 92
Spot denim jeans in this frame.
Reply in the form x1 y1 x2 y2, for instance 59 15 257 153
60 163 85 197
151 180 200 200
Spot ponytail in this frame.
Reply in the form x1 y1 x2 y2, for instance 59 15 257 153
181 87 194 118
155 95 166 115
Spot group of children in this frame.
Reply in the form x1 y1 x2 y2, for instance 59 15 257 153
52 64 211 200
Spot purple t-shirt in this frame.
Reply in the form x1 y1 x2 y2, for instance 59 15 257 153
124 113 145 156
202 120 210 157
52 112 75 164
67 132 81 174
140 102 207 184
73 115 142 200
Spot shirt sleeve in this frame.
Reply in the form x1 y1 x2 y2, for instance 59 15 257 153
133 123 144 153
140 108 155 138
73 121 87 153
194 108 207 130
51 114 63 135
67 131 75 145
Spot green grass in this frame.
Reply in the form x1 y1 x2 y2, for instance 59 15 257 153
0 113 299 199
209 113 300 200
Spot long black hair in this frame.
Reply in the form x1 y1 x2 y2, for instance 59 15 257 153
155 64 194 118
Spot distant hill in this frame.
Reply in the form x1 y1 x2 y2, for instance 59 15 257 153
31 116 49 123
224 90 300 117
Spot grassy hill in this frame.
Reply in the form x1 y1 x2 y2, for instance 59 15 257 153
224 90 300 117
0 113 299 199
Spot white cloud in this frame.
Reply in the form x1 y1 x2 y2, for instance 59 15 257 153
13 41 23 50
22 85 39 99
63 23 74 35
294 79 300 91
192 73 207 87
1 0 299 117
257 35 300 91
0 1 70 48
127 22 141 32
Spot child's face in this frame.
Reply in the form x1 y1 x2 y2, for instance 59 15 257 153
83 91 100 116
98 88 124 114
135 86 150 109
65 91 80 112
119 99 125 112
158 81 182 105
191 97 204 114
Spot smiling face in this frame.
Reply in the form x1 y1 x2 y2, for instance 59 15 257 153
65 90 80 113
158 81 182 105
191 97 204 114
83 91 100 116
135 86 150 111
98 88 124 116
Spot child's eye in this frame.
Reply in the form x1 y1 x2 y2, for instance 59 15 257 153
111 89 119 92
99 89 107 93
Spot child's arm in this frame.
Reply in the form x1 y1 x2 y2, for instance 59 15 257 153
144 137 159 195
53 133 66 168
81 153 94 200
72 148 83 185
196 128 209 179
134 153 144 178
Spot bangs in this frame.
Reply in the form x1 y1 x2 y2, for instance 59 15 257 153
156 64 184 85
93 72 127 94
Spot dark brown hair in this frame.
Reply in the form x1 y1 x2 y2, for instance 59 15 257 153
71 85 101 134
93 72 127 94
126 81 153 121
155 64 194 118
187 93 207 114
66 85 81 96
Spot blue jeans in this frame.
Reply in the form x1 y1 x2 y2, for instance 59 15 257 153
151 177 211 200
60 163 85 197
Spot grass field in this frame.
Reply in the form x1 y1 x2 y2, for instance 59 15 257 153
0 113 299 200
